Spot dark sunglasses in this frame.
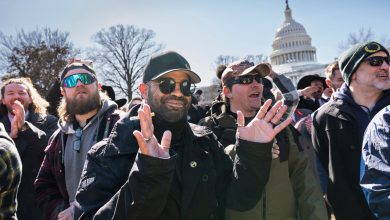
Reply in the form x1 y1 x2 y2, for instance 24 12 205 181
365 56 390 67
62 73 96 88
155 77 192 96
225 75 263 87
73 128 83 152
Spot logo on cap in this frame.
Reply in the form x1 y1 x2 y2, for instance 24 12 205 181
364 42 382 53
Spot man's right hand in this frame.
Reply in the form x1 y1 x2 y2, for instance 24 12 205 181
133 103 171 159
300 86 320 98
57 203 74 220
9 100 26 138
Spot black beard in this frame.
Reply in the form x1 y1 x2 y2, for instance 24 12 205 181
66 91 101 115
148 93 189 123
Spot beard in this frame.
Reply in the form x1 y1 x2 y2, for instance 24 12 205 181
147 91 189 123
66 89 101 115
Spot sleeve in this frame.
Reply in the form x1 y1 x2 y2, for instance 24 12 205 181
272 74 299 121
287 127 328 220
311 111 329 174
360 111 390 219
225 138 273 211
34 131 68 220
74 144 176 220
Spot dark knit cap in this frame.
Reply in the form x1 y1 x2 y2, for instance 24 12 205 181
59 59 96 82
338 41 389 86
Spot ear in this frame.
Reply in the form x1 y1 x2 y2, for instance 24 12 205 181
139 83 148 99
223 85 232 98
60 87 65 96
325 79 332 89
97 82 102 90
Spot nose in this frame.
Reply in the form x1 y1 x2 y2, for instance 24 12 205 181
170 82 183 97
75 79 84 87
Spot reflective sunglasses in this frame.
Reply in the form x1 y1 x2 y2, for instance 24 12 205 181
155 77 192 96
73 128 83 152
225 75 263 87
365 56 390 67
62 73 96 88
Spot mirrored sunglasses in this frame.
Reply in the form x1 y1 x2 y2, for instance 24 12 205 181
62 73 96 88
225 75 263 87
365 56 390 67
155 77 192 96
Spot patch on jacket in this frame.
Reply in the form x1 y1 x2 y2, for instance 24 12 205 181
79 176 95 189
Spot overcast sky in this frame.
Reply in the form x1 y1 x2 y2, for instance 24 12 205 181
1 0 389 87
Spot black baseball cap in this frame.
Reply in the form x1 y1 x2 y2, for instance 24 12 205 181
142 51 201 84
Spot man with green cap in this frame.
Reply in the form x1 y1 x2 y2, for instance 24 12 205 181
312 41 390 220
73 51 292 219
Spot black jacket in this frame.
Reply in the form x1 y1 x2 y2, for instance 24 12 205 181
74 106 272 220
312 85 390 220
0 111 58 220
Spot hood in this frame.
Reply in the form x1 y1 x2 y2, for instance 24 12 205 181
333 83 356 106
59 99 117 134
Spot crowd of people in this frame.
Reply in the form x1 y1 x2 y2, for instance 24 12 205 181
0 41 389 220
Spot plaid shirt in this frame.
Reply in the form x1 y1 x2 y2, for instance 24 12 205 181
0 127 22 220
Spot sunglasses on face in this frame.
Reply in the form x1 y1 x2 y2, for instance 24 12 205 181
365 56 390 67
225 75 263 87
155 77 192 96
62 73 96 88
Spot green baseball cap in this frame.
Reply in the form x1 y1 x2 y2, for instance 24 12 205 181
142 51 201 84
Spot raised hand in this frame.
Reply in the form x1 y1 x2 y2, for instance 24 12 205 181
236 99 292 143
133 103 171 159
10 100 26 138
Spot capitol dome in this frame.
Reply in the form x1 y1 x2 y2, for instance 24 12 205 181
270 2 317 66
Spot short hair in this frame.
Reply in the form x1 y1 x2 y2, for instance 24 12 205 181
0 77 49 115
325 60 340 80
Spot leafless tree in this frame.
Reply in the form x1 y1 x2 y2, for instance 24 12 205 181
0 27 76 95
88 24 163 100
214 55 238 66
339 27 390 52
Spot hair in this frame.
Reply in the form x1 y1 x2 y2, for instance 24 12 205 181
325 60 340 80
57 91 108 122
0 77 49 115
216 64 227 80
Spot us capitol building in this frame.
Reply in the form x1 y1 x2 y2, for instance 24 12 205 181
270 1 327 85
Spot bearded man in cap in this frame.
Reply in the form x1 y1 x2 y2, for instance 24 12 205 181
74 51 292 219
35 59 122 220
312 41 390 220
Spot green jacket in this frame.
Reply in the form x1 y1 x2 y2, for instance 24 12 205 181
201 102 328 220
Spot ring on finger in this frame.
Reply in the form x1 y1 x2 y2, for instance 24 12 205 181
143 136 152 143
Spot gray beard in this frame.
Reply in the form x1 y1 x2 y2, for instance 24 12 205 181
66 91 101 115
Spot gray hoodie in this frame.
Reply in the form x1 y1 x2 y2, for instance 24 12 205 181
61 99 117 203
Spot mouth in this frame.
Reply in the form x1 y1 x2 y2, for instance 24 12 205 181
165 100 185 108
376 73 389 79
249 92 261 98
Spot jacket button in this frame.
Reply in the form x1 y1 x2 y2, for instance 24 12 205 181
202 174 209 182
350 145 356 150
190 161 197 168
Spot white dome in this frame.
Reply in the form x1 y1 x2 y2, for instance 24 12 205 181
270 4 317 67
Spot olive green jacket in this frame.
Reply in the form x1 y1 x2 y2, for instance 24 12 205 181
201 102 328 220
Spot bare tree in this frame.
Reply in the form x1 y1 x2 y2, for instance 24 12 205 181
339 27 390 52
0 27 76 95
214 55 238 66
244 54 268 64
88 24 163 100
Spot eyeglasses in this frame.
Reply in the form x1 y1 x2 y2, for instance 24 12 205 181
73 128 83 152
365 56 390 67
62 73 96 88
155 77 192 96
225 75 263 87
